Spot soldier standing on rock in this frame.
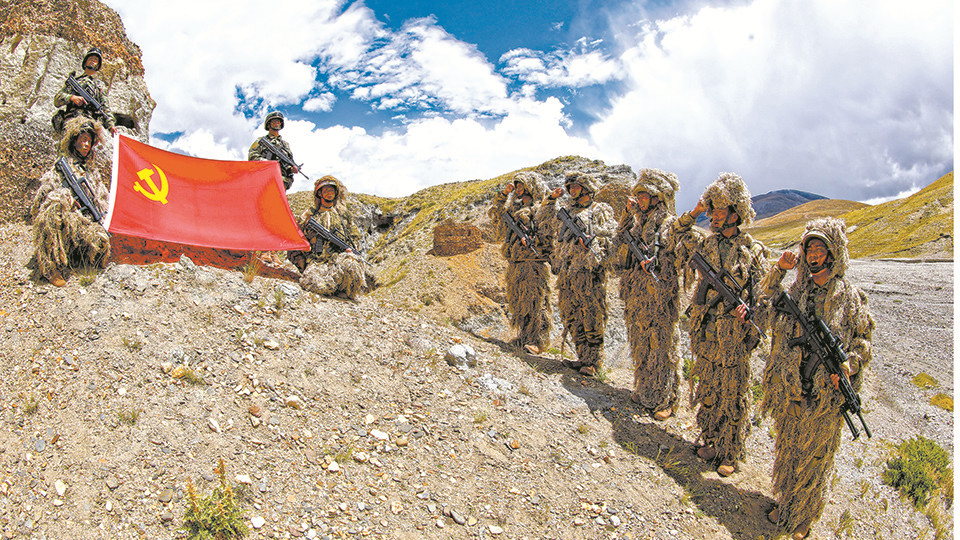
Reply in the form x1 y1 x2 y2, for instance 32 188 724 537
537 171 617 377
672 172 769 477
612 168 700 420
759 217 874 540
52 47 116 136
249 111 300 265
30 117 110 286
288 175 376 300
488 171 552 354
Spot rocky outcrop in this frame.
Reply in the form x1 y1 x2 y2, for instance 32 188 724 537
0 0 154 223
431 219 483 256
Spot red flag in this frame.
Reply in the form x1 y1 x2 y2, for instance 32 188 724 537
105 134 309 251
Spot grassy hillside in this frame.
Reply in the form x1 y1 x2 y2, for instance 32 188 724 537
749 173 953 259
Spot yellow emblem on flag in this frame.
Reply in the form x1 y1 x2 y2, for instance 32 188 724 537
134 165 169 205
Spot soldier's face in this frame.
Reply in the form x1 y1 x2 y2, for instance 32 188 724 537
84 59 99 72
513 182 525 197
709 206 738 232
568 183 583 198
805 238 829 269
74 132 93 157
635 192 652 212
319 185 338 202
269 119 283 131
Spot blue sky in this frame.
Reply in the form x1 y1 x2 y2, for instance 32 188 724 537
105 0 953 211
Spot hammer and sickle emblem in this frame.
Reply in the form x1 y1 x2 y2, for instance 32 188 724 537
134 165 169 205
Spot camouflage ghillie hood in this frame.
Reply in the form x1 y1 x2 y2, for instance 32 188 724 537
60 116 102 167
798 217 849 282
564 171 601 207
632 168 679 214
313 175 348 211
510 171 547 208
702 172 755 227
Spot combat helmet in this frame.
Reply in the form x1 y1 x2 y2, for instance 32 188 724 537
82 47 103 71
701 172 756 227
564 171 601 194
263 111 285 131
511 171 547 207
632 168 679 214
313 175 348 210
798 217 849 281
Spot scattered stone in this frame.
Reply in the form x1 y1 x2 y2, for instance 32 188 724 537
488 524 503 535
390 501 402 514
396 436 409 447
451 510 466 525
445 344 477 368
235 474 252 485
105 476 120 491
251 516 266 529
263 339 280 350
158 488 174 503
327 461 340 473
370 429 389 441
468 516 478 526
249 405 262 417
207 418 222 433
54 480 66 497
284 396 304 409
105 501 113 512
160 510 173 522
610 515 622 527
250 416 261 428
52 499 63 507
352 451 369 463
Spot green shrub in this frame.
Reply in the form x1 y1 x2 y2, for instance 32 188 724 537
882 436 952 509
182 458 248 539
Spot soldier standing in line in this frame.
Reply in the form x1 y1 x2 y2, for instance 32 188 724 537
288 175 376 300
488 171 552 354
612 168 700 420
672 172 769 476
537 171 617 377
53 47 116 136
759 218 874 540
30 117 110 286
249 111 300 265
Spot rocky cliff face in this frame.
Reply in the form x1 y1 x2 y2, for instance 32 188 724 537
0 0 154 222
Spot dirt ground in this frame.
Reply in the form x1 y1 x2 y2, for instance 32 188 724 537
0 221 952 540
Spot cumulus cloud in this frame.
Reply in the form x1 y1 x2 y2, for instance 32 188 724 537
591 0 953 210
500 38 622 88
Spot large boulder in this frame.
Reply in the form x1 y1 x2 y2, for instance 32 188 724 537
0 0 155 223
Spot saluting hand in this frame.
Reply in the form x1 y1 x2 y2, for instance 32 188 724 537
550 187 564 199
778 251 798 270
503 183 514 194
692 199 707 217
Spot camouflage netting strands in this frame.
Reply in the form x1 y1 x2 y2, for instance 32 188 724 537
701 172 756 227
537 172 617 367
674 172 768 466
30 117 110 279
759 217 874 534
488 171 552 350
292 176 376 300
612 169 697 413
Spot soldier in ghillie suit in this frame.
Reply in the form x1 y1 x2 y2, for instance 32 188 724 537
248 111 299 191
759 217 874 540
288 176 376 300
53 47 116 135
537 172 617 377
488 171 552 354
30 117 110 286
673 172 769 476
612 168 699 420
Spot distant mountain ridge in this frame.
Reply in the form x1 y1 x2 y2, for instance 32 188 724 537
695 188 828 226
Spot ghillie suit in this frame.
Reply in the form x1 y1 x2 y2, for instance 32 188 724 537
612 169 700 416
248 112 298 190
759 217 873 537
52 48 114 133
30 117 110 282
289 176 376 300
537 172 617 372
488 171 552 351
672 172 768 469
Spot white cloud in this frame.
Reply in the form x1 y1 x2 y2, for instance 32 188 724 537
500 44 622 88
591 0 953 210
303 93 337 112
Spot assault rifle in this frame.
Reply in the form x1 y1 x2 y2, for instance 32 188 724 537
622 228 660 282
66 73 106 117
557 207 603 260
502 212 540 257
773 291 872 440
689 251 765 338
255 137 309 180
304 216 365 262
55 157 103 222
